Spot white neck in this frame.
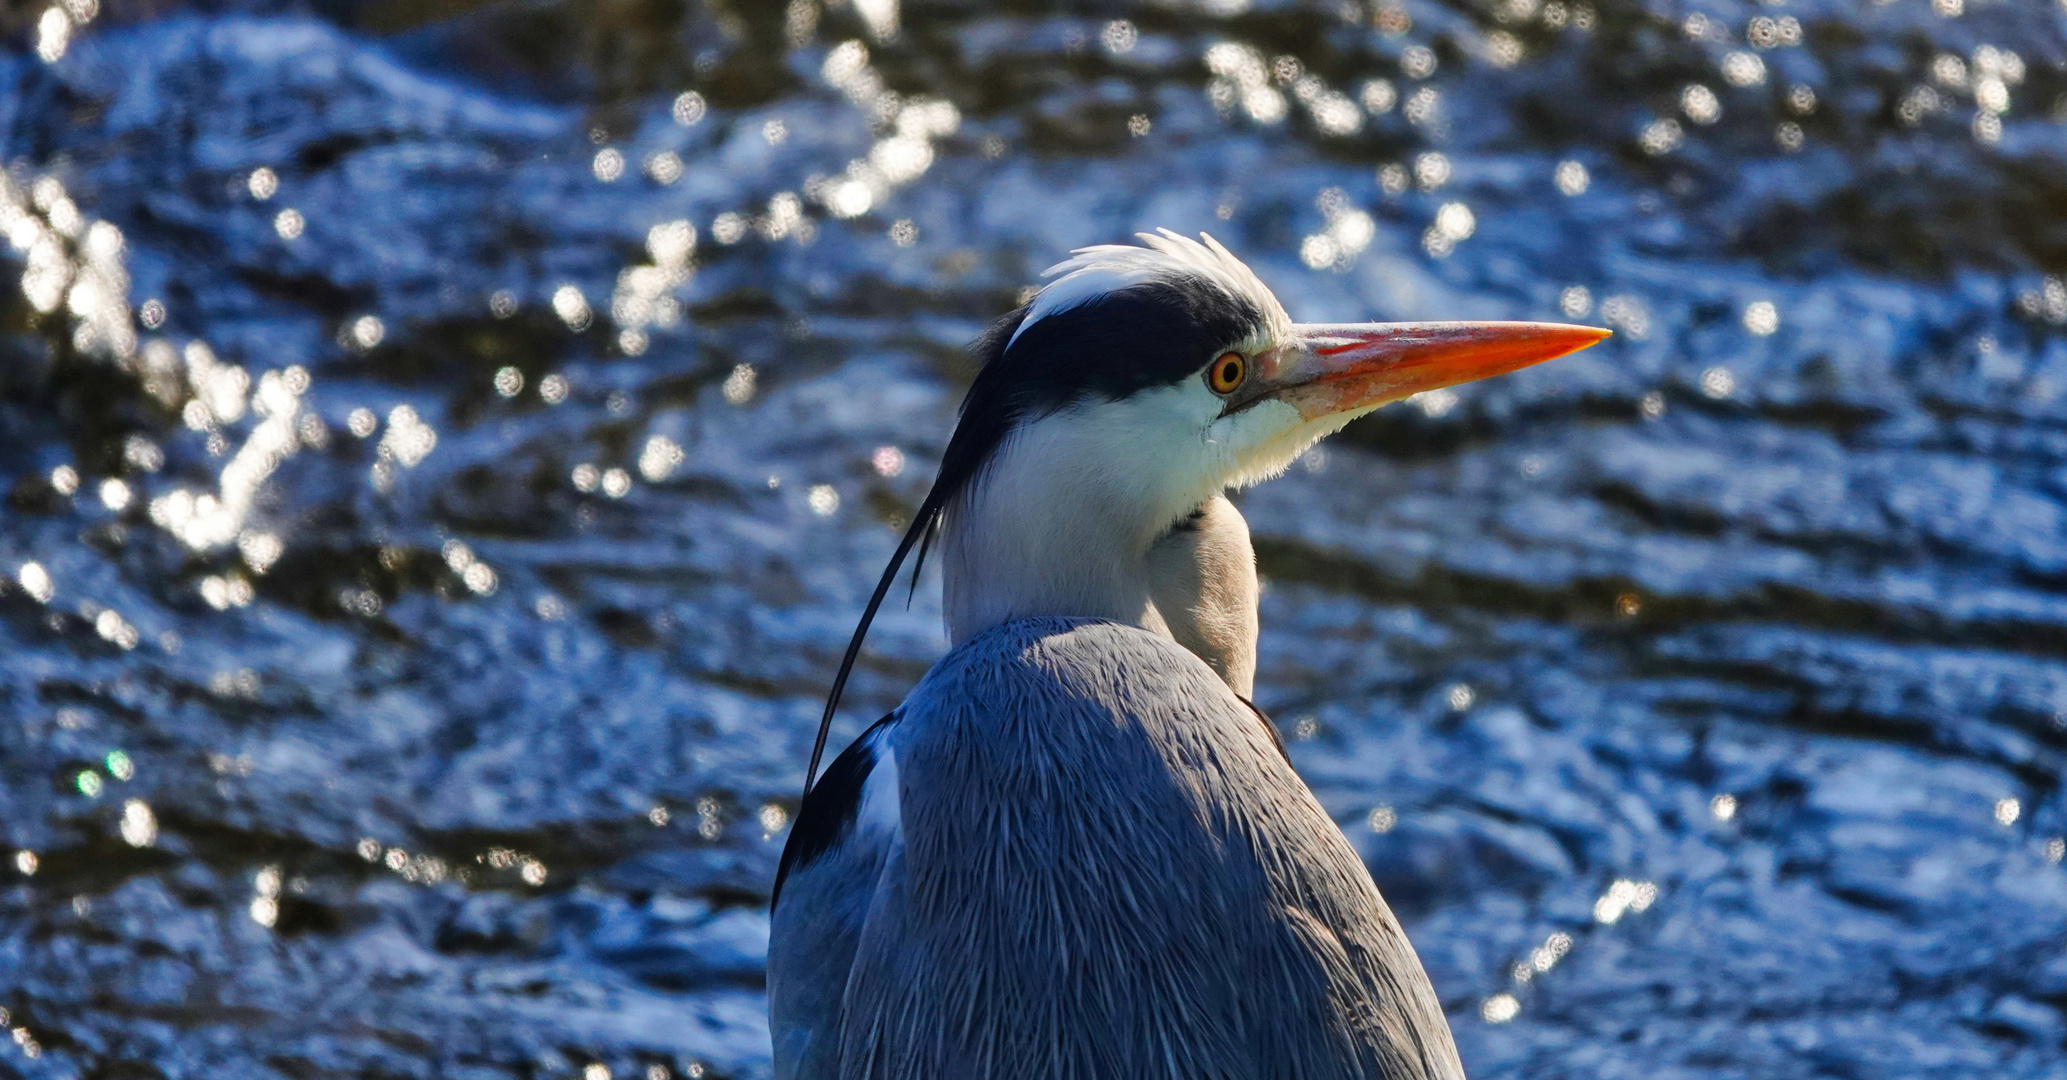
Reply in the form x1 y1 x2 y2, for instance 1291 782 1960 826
939 402 1258 696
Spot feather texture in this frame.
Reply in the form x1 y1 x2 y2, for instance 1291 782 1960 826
771 618 1464 1080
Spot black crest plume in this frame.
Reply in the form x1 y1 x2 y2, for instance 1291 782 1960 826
801 307 1026 795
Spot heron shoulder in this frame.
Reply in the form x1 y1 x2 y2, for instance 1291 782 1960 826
892 615 1295 828
903 615 1261 737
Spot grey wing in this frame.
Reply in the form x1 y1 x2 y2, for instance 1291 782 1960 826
829 619 1465 1080
768 712 902 1080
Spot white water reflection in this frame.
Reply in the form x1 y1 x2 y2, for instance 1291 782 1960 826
150 367 310 551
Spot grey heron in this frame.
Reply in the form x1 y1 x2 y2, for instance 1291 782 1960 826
770 230 1608 1079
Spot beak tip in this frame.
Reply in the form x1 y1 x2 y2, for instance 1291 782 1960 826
1560 323 1613 354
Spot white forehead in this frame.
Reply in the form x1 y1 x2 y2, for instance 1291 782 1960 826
1009 228 1292 348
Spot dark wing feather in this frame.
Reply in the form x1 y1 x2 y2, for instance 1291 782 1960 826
770 712 901 1080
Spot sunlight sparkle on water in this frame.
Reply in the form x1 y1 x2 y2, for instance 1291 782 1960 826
1680 84 1721 125
1481 994 1520 1023
1594 879 1659 924
1101 20 1136 54
379 405 436 468
249 865 282 927
36 7 70 62
1528 931 1572 975
1554 160 1588 196
640 436 686 481
722 364 756 405
17 562 53 603
1204 44 1287 126
1599 295 1649 338
712 211 749 242
96 608 139 649
1423 203 1475 258
645 151 683 184
1640 118 1683 155
1722 52 1766 87
120 799 157 847
1345 84 1390 131
552 286 591 330
1414 152 1449 191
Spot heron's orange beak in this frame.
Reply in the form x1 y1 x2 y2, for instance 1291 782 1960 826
1245 322 1611 420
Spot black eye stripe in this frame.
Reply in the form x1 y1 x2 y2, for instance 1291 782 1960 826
931 276 1264 516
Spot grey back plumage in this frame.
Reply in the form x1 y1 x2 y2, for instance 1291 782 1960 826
770 617 1464 1080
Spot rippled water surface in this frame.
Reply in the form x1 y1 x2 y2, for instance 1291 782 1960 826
6 0 2067 1076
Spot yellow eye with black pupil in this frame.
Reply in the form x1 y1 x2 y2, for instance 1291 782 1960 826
1208 352 1246 395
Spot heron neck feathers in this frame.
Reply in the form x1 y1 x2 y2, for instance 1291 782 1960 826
940 406 1258 696
1142 496 1258 697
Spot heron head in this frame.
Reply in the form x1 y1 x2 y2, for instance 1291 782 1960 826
934 229 1610 539
807 230 1608 788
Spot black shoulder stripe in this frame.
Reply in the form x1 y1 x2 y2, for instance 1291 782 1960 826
773 711 897 907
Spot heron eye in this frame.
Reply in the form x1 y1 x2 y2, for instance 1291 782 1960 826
1207 352 1246 395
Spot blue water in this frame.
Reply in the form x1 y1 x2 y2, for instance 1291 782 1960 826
4 0 2067 1076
